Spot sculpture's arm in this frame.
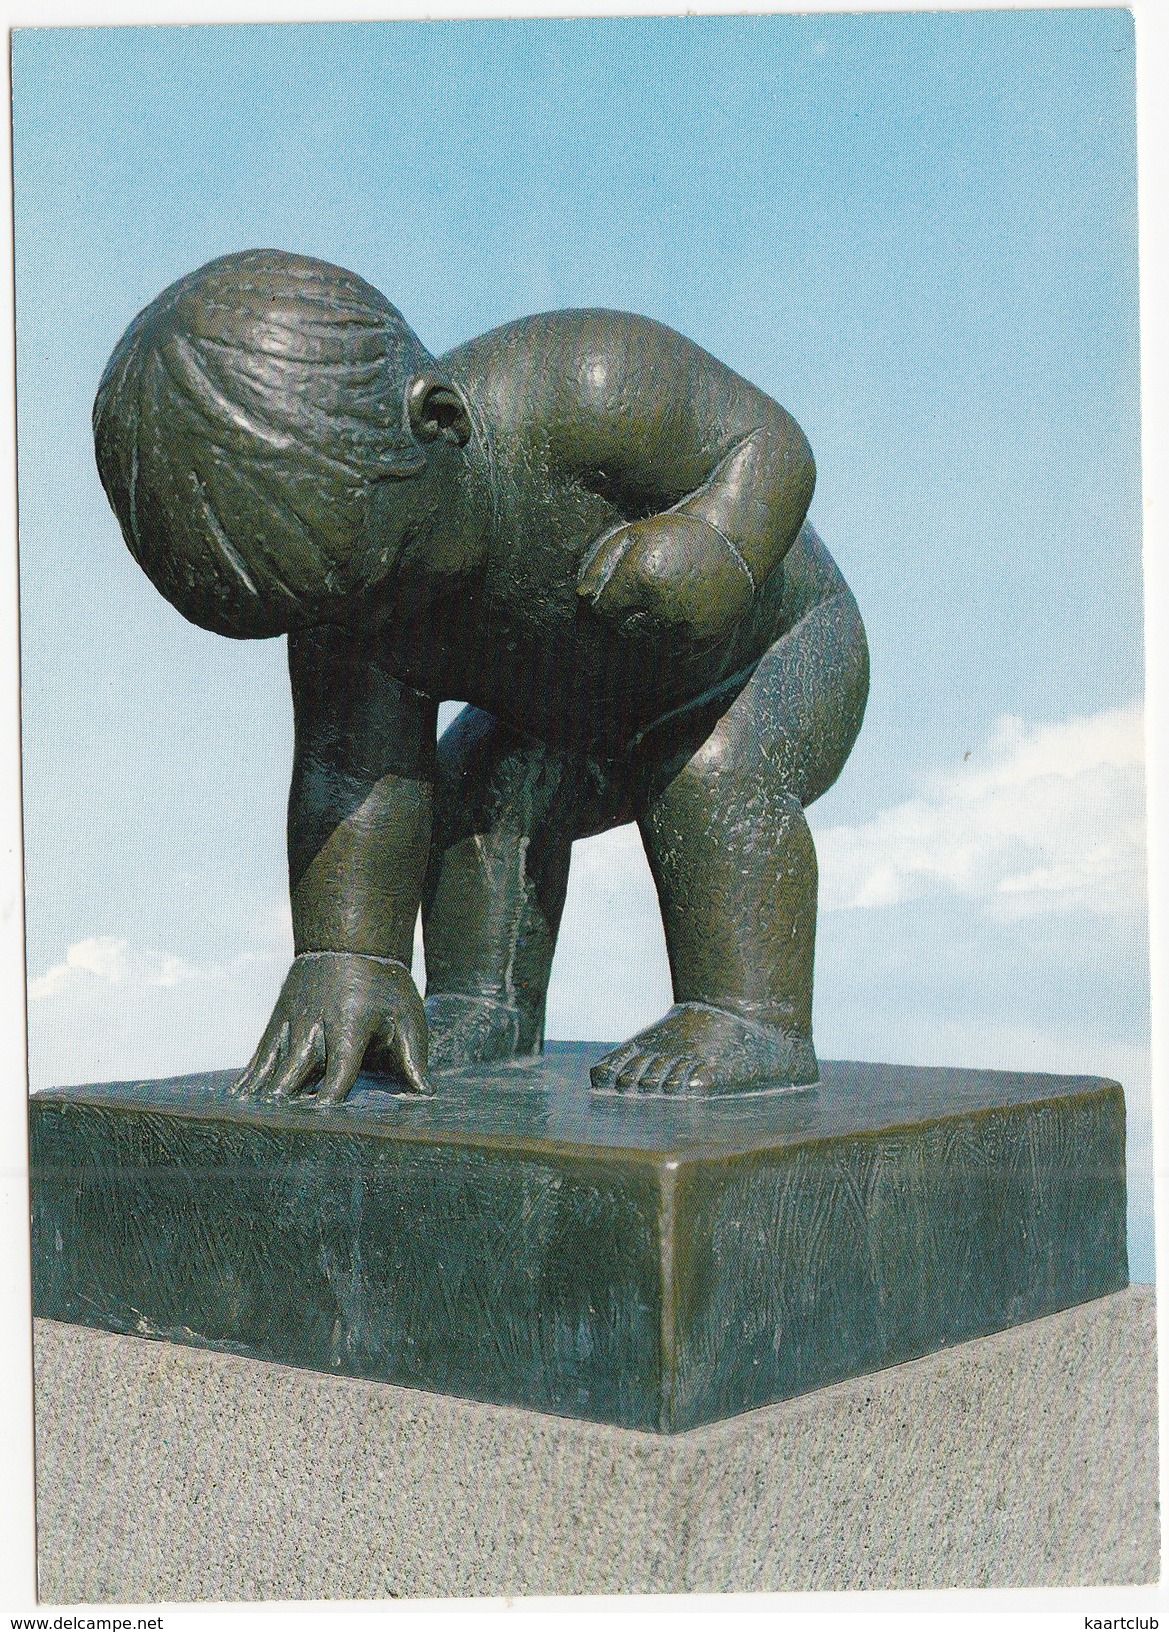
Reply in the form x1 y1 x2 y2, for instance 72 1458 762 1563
576 423 814 644
543 313 815 643
234 625 437 1104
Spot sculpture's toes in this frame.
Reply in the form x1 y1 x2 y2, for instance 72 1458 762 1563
662 1055 705 1095
590 1045 638 1092
593 1041 717 1096
613 1050 680 1093
675 1056 717 1094
614 1053 648 1091
632 1053 675 1093
592 1004 816 1097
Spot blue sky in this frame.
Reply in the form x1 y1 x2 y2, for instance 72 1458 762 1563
11 11 1153 1273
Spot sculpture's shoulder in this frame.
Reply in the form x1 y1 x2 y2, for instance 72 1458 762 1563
442 309 775 465
444 307 711 368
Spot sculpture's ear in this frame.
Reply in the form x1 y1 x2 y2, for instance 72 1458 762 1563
406 374 472 448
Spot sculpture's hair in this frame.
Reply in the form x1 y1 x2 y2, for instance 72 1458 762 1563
93 250 432 637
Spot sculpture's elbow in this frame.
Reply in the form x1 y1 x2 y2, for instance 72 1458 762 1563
779 413 816 520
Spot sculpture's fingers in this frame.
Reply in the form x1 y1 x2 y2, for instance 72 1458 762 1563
577 523 633 602
267 1024 324 1101
314 1028 369 1106
387 998 432 1096
233 1019 289 1097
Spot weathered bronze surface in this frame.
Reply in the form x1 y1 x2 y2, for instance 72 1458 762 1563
93 249 868 1102
30 1051 1128 1431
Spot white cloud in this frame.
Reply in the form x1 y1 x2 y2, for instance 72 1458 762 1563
27 935 268 1003
28 936 205 1000
26 932 293 1092
813 702 1147 922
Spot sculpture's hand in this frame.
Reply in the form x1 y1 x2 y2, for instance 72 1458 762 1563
577 514 756 644
233 951 431 1105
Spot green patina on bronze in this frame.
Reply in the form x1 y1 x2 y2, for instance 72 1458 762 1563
31 1051 1128 1432
93 249 868 1103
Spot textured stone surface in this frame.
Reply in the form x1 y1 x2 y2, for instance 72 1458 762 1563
33 1289 1158 1600
31 1047 1128 1429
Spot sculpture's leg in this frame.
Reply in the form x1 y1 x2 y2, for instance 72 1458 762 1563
421 706 584 1069
591 572 868 1094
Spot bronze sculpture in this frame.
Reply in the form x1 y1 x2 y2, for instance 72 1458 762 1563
46 252 1128 1438
93 249 868 1104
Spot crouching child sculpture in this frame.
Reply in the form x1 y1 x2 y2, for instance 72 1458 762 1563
31 246 1125 1437
93 248 869 1104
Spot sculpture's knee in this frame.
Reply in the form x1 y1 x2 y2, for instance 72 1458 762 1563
687 727 732 785
673 712 805 821
678 714 752 790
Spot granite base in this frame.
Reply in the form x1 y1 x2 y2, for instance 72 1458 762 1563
32 1290 1158 1597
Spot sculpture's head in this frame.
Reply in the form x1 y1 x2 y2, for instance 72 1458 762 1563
93 249 472 637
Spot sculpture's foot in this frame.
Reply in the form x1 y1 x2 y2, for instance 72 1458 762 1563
590 1002 818 1096
424 992 537 1071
